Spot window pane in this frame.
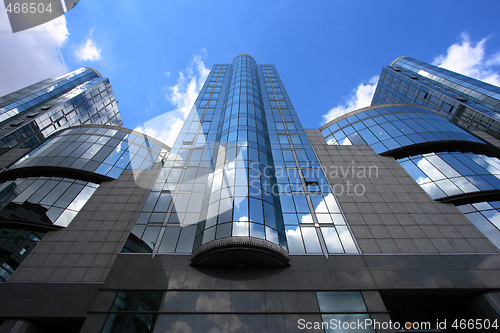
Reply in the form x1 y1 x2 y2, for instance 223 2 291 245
301 227 321 253
317 291 367 312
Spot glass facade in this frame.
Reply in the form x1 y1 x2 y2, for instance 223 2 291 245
0 176 99 227
0 124 168 281
392 57 500 112
457 201 500 249
99 290 375 333
123 62 230 255
260 63 358 255
372 59 500 138
399 152 500 200
192 55 287 254
320 57 500 250
0 125 168 231
101 291 163 333
317 291 374 333
124 54 358 258
9 125 168 179
0 228 44 282
321 104 484 154
0 68 122 150
0 68 100 123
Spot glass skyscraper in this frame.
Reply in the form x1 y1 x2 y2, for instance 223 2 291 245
372 56 500 138
0 67 122 169
124 54 358 264
1 56 500 332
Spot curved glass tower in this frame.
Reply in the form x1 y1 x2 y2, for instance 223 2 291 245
391 56 500 112
124 54 359 264
0 67 122 169
374 56 500 139
191 54 288 265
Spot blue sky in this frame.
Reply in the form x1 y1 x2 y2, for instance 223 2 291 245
1 0 500 146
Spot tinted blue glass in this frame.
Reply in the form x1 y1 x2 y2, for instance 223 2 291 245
322 105 485 155
317 291 367 312
125 58 358 255
293 194 309 213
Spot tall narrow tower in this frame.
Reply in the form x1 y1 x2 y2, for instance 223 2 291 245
190 54 289 265
123 54 358 263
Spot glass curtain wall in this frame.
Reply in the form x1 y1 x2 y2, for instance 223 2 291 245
124 55 359 259
192 54 287 253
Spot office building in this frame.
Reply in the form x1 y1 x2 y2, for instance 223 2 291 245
323 56 500 249
372 56 500 139
1 55 500 333
0 68 167 291
0 67 122 168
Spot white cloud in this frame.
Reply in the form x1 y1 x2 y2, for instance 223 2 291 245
168 52 210 118
134 110 186 148
321 76 379 125
432 32 500 86
74 30 101 62
0 6 69 96
134 52 210 147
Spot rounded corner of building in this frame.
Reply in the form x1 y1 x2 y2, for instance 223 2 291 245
233 53 257 62
390 56 409 66
84 67 103 78
320 105 377 130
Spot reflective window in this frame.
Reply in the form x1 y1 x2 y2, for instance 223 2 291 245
101 291 163 333
1 70 123 150
0 228 45 282
0 176 99 227
321 105 485 155
399 152 500 199
317 291 367 312
371 62 500 137
457 201 500 250
317 292 374 333
11 126 168 179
